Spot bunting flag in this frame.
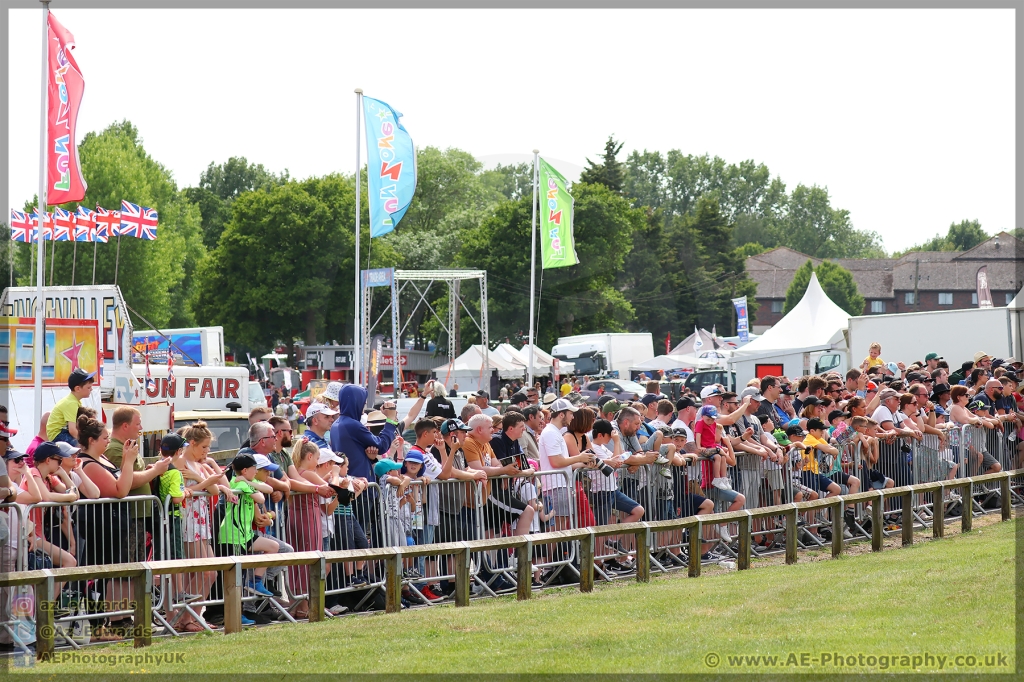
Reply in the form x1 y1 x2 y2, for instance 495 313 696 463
119 200 158 240
93 205 118 242
74 206 95 242
362 96 417 238
10 210 33 242
46 12 87 204
52 207 75 241
31 211 54 241
538 158 579 269
145 349 156 392
167 348 175 393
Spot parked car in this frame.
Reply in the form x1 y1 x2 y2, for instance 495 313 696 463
579 379 648 404
683 370 736 398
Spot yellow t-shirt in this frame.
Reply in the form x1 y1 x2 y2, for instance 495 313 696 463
801 433 830 475
863 355 885 369
560 383 571 396
46 392 81 440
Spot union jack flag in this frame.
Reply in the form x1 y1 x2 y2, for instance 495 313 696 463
52 207 75 241
167 350 175 392
145 349 156 393
10 210 33 242
31 211 54 241
94 206 118 243
74 206 95 242
119 200 158 240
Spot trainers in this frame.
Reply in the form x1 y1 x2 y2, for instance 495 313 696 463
843 528 854 539
350 574 369 587
660 467 673 480
240 614 255 626
719 525 732 544
404 568 422 580
654 454 670 466
245 579 274 597
700 551 723 563
419 586 442 601
327 604 348 616
711 477 732 491
605 539 628 555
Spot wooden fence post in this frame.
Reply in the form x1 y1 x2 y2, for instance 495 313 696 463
901 491 914 546
737 512 751 570
224 560 242 634
385 551 402 614
871 491 884 552
933 484 946 538
35 572 54 661
1000 475 1011 521
454 543 471 607
133 567 152 648
831 498 844 558
308 556 326 622
961 479 974 533
579 530 595 593
635 524 651 583
688 520 702 578
784 506 798 565
517 539 533 601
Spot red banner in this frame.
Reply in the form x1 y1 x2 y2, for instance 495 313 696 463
47 12 87 204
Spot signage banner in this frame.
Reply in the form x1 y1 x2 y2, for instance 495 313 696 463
732 296 750 343
0 317 99 387
365 334 384 409
132 332 203 366
977 266 994 309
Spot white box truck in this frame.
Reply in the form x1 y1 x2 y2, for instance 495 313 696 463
551 333 655 378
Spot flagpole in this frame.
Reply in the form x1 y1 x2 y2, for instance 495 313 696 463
353 88 363 386
114 234 121 285
71 240 77 284
527 150 539 388
34 0 50 432
92 240 96 284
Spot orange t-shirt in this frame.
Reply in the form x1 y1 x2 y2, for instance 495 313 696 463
462 436 495 497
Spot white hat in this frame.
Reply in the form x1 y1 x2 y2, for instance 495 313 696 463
322 382 344 402
550 398 579 413
700 385 723 399
317 448 344 465
306 402 339 420
253 454 280 471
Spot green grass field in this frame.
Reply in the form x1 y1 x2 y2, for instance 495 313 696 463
16 518 1017 675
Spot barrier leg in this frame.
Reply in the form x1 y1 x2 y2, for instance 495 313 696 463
224 561 243 634
133 568 152 648
636 525 650 583
737 513 751 570
454 545 470 607
901 491 913 546
688 521 702 578
1000 476 1012 521
831 499 843 558
961 480 973 533
308 556 326 623
871 492 884 552
517 540 533 601
784 507 797 565
579 530 595 593
385 551 402 614
933 485 946 538
35 573 54 661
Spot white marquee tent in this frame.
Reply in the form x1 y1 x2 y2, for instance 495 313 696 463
432 344 523 393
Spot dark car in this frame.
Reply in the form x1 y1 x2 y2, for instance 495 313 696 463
579 379 648 404
683 370 736 397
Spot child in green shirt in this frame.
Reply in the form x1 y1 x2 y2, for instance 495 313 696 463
219 453 279 605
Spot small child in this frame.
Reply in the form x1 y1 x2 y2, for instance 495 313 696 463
218 453 280 618
154 433 199 604
784 425 818 504
399 452 426 580
251 454 294 598
693 405 731 491
374 458 410 549
521 458 554 585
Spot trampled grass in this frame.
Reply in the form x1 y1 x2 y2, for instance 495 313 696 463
16 517 1017 675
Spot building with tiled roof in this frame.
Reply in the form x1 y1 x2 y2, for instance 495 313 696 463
746 232 1024 331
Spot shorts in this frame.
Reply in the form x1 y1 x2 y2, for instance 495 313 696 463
710 486 741 505
685 494 710 516
801 471 836 493
483 486 529 532
155 516 184 561
765 469 783 492
588 490 641 526
978 450 1000 473
53 428 79 447
790 477 815 497
543 487 571 518
223 536 256 556
867 469 890 490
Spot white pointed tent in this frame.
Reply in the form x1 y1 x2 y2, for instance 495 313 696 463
669 327 720 355
730 273 850 381
490 343 542 374
432 344 523 393
519 343 575 375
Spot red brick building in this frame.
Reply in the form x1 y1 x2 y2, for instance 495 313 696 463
746 232 1024 331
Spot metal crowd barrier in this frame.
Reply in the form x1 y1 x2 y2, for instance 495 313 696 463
0 503 30 654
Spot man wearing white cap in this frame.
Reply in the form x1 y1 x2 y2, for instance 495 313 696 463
537 398 594 530
303 402 339 450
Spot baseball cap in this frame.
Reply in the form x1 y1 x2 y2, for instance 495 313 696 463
565 392 587 407
542 393 557 405
802 396 821 407
600 400 621 415
68 368 96 389
322 382 344 402
509 393 528 405
306 402 339 420
475 389 490 400
550 398 579 414
640 394 660 407
698 405 718 419
373 458 404 478
3 447 28 461
55 441 81 458
318 448 344 465
806 418 827 431
1001 372 1019 384
906 372 926 383
596 395 616 408
866 381 879 391
404 449 425 464
877 388 900 402
676 397 696 411
827 410 849 423
699 385 723 400
967 399 987 412
991 358 1007 369
161 433 185 453
0 422 17 437
781 385 797 396
974 351 991 364
440 418 469 436
785 424 806 437
739 387 765 402
32 441 69 462
253 453 280 471
231 453 257 470
925 352 941 362
884 362 900 376
670 426 689 438
773 429 791 446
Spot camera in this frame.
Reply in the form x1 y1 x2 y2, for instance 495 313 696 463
594 457 615 477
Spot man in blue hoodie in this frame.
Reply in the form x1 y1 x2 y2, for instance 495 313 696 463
331 384 399 548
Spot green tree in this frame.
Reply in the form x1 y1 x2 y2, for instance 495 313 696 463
898 219 988 255
783 259 865 316
480 162 533 202
579 136 625 193
780 185 885 259
615 207 678 345
13 120 206 327
187 157 288 249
